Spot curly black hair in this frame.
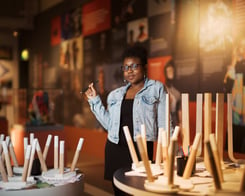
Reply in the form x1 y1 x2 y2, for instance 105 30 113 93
122 45 148 66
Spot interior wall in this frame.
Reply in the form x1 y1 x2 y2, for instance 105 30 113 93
15 0 245 146
0 31 19 130
40 0 64 12
0 31 18 88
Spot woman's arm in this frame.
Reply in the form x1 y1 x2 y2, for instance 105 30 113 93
88 96 111 130
84 82 111 130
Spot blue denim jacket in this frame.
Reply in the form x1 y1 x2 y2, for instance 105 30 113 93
88 78 172 144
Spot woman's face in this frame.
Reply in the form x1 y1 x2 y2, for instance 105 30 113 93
123 57 145 85
166 66 174 80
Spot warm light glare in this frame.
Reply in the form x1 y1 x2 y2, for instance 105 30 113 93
13 31 18 37
10 125 25 165
200 0 232 52
21 49 29 61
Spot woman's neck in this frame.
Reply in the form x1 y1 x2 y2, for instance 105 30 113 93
130 82 144 90
125 81 144 99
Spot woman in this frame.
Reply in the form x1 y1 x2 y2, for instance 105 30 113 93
164 59 181 128
84 45 171 195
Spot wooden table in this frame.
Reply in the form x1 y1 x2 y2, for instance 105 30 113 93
0 172 84 196
113 166 245 196
114 168 162 196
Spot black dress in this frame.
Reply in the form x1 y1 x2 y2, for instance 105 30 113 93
104 99 153 181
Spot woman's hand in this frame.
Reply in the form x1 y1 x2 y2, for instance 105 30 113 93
84 83 97 100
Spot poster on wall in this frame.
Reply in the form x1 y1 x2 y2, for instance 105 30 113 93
60 36 83 71
51 16 61 46
148 56 172 84
111 0 147 27
148 12 174 57
127 17 148 48
82 0 111 36
61 7 82 40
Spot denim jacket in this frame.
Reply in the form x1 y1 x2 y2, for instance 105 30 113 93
88 78 172 144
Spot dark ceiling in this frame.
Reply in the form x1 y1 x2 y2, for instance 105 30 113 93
0 0 27 18
0 0 55 30
0 0 89 31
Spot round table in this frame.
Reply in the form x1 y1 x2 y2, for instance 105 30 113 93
113 168 163 196
0 173 84 196
113 167 245 196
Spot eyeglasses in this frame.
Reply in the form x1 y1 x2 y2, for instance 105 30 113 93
121 63 142 72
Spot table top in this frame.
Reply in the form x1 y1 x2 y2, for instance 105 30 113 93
0 172 84 196
113 166 245 196
114 168 163 196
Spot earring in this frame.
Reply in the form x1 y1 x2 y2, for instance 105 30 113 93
123 79 127 83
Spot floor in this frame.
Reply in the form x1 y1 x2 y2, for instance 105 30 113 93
66 151 114 196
